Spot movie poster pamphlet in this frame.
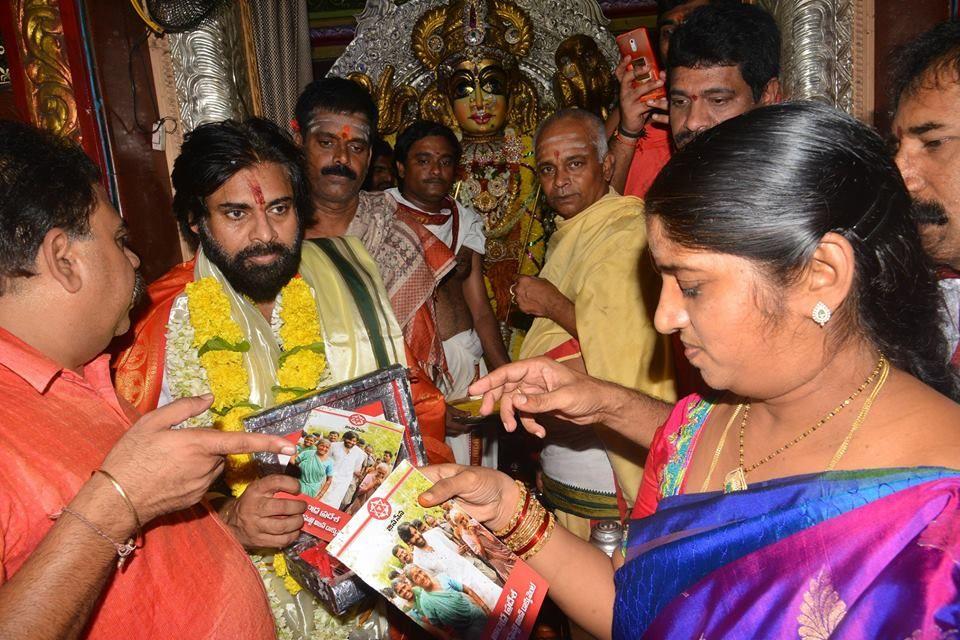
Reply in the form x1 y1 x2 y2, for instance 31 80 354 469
275 405 406 540
329 461 548 640
244 366 424 613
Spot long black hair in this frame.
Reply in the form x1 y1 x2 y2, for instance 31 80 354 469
171 117 311 244
646 101 959 399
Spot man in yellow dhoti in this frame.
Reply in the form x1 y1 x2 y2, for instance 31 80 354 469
513 109 676 538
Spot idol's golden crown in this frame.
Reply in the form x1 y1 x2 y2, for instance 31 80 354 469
412 0 533 72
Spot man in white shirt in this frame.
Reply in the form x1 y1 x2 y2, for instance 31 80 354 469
389 120 510 466
325 430 367 509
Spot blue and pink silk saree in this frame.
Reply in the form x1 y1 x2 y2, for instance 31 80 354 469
614 395 960 638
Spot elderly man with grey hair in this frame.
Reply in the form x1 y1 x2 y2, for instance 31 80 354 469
513 108 676 541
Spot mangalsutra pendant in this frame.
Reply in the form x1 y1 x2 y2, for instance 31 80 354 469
724 467 748 493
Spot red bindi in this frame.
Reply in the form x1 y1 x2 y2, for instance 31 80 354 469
247 179 265 205
689 95 699 102
340 125 352 140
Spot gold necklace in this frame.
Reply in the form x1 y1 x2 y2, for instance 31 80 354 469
699 402 743 492
724 354 886 492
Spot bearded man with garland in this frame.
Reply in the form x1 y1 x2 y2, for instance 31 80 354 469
113 117 447 638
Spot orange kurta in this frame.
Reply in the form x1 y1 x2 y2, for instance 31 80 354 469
0 327 275 638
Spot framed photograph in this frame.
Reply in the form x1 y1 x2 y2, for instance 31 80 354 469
245 364 427 474
275 405 406 540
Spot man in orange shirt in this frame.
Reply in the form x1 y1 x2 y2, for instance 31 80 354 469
0 121 294 637
607 1 778 198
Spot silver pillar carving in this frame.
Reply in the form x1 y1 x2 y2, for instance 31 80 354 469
168 1 257 133
755 0 874 121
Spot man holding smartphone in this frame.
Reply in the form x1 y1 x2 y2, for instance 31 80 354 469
608 1 780 196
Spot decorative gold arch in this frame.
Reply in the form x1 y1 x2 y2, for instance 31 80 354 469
750 0 875 121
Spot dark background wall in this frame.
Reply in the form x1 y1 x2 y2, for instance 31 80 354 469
84 2 183 283
873 0 952 134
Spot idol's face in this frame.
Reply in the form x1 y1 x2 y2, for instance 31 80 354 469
893 73 960 269
449 58 509 136
557 35 601 83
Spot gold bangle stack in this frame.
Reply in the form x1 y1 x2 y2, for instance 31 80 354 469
494 480 557 561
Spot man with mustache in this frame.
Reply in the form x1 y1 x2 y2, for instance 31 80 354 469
607 0 739 197
296 78 455 394
389 120 510 467
890 20 960 370
113 118 422 637
609 2 780 194
0 120 296 638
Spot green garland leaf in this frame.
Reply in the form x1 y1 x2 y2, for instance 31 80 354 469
276 341 326 368
210 401 260 417
198 336 251 357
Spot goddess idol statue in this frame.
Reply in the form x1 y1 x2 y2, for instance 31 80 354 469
411 0 544 322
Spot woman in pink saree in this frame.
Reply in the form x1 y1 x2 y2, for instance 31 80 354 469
416 102 960 639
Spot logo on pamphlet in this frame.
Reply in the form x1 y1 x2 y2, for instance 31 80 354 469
367 497 392 520
349 413 367 426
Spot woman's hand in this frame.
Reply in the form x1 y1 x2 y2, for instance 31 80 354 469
418 464 521 532
468 357 615 437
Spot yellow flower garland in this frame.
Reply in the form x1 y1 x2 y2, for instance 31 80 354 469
184 275 327 497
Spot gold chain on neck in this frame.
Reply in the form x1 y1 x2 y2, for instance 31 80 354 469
721 354 887 492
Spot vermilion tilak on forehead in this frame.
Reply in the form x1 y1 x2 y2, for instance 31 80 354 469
340 125 352 140
247 179 265 205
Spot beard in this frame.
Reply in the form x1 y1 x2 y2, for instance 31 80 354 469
908 198 949 226
198 222 303 303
